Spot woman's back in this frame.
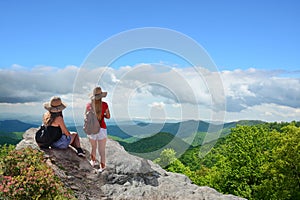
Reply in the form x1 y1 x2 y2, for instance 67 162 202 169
46 125 63 142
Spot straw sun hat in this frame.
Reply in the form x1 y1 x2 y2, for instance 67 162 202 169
90 87 107 100
44 96 66 113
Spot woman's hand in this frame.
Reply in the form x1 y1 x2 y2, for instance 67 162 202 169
104 108 110 119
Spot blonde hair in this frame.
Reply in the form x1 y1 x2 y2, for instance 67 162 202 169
92 99 102 121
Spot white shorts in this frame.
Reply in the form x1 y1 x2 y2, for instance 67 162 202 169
87 128 107 140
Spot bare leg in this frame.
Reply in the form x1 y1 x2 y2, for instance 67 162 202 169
69 132 81 148
89 139 97 161
98 138 106 168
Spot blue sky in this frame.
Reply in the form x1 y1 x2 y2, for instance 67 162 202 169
1 0 299 70
0 0 299 124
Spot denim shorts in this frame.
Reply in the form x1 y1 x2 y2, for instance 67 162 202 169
87 128 107 140
51 134 71 149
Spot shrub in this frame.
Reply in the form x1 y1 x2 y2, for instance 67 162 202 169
0 146 76 199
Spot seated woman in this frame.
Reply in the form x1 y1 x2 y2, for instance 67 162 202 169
43 96 85 157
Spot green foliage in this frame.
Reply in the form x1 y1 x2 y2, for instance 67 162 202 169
220 120 265 136
264 125 300 199
177 146 201 171
122 132 175 153
0 144 16 175
191 123 300 200
108 135 139 143
264 120 300 132
0 131 24 145
120 132 190 160
0 146 76 200
166 159 193 177
179 138 226 171
154 148 177 167
152 122 299 200
154 148 193 177
184 131 206 147
0 144 15 157
208 125 278 198
116 121 299 200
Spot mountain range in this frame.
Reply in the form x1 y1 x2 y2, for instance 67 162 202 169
0 119 265 148
0 119 265 138
0 120 37 132
0 119 265 136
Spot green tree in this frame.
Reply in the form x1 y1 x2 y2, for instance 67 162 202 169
154 148 193 178
154 148 177 167
258 124 300 199
196 124 300 200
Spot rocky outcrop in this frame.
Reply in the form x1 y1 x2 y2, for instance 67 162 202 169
16 128 246 200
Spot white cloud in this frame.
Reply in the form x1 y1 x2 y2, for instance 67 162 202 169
148 101 165 109
0 64 299 123
0 65 78 103
172 103 181 108
223 103 300 122
221 68 300 112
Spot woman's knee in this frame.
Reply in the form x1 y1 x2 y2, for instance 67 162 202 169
70 131 78 137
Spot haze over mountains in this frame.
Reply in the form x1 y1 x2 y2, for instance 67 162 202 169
0 119 265 148
0 119 265 135
0 119 264 138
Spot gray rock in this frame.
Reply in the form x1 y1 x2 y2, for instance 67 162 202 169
16 128 247 200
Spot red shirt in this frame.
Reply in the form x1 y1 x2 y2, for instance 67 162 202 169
86 102 108 129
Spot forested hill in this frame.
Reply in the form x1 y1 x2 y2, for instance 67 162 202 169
106 119 265 139
0 120 37 132
163 121 300 200
119 132 191 160
0 119 265 136
0 120 38 145
0 119 265 146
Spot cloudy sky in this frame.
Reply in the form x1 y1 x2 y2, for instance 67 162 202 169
0 0 299 124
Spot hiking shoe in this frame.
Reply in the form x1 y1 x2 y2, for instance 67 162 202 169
76 148 85 157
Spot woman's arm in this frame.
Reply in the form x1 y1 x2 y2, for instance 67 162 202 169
104 107 110 119
56 116 71 136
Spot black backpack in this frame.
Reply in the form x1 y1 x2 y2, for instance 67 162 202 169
35 125 54 148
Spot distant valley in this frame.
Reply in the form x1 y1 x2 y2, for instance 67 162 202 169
0 119 265 149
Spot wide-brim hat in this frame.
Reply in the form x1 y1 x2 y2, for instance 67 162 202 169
44 96 66 113
90 87 107 100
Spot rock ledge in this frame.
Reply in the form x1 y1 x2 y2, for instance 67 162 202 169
16 128 246 200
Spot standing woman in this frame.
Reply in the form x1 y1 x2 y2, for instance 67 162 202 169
86 87 110 172
43 96 85 156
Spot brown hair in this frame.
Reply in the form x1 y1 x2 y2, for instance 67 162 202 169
43 111 63 126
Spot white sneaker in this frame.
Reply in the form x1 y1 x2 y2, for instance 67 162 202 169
90 160 96 167
97 168 103 173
